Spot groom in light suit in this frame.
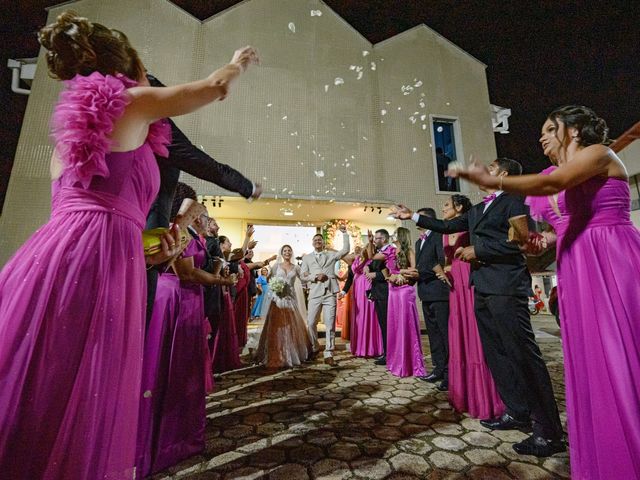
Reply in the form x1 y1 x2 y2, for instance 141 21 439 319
301 224 350 366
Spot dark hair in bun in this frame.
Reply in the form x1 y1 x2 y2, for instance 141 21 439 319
451 194 472 214
38 11 144 81
547 105 609 147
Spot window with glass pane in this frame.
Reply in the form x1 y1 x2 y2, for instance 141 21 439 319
432 119 460 192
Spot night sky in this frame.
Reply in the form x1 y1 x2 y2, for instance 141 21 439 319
1 1 638 211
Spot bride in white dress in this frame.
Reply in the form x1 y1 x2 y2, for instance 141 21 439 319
254 245 313 368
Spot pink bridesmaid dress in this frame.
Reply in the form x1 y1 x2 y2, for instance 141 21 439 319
0 72 169 479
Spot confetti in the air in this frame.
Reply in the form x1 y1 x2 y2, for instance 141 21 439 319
414 80 423 87
266 103 272 107
288 22 296 33
380 109 387 116
310 9 322 16
370 62 376 71
324 84 329 92
357 71 363 80
334 77 344 86
314 170 325 178
412 147 417 152
362 50 370 57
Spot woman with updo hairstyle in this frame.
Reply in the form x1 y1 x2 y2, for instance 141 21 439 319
451 105 640 477
0 10 258 479
439 194 504 420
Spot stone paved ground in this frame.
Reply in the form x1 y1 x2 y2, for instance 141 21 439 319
154 315 569 479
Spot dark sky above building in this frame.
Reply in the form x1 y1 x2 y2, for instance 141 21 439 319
1 0 638 209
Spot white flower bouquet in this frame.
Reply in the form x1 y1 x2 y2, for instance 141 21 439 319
268 277 287 298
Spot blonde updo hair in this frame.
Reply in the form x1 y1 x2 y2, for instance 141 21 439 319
38 11 144 81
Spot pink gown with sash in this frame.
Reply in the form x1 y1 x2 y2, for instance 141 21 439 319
0 72 169 479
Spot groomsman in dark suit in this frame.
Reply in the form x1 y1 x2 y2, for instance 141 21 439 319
393 158 564 457
144 74 261 324
365 229 392 365
414 208 450 390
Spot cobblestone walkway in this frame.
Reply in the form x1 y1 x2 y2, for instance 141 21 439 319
154 316 569 479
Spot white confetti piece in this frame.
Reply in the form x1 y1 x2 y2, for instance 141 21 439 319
362 50 370 57
370 61 376 71
419 101 426 108
288 190 294 195
420 114 426 121
356 71 363 80
422 124 427 130
310 9 322 16
288 22 296 33
397 106 402 111
412 147 417 152
446 101 451 106
290 131 298 136
282 187 288 192
380 109 387 116
362 136 368 141
334 77 344 86
324 84 329 92
349 65 357 70
314 170 325 178
296 145 300 149
282 115 288 120
262 177 267 180
350 171 356 175
414 80 423 87
345 163 351 167
409 116 417 124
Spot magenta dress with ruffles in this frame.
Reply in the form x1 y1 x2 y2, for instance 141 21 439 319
0 72 170 479
350 256 383 357
384 246 426 377
527 169 640 479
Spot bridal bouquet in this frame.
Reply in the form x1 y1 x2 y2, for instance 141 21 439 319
268 277 287 298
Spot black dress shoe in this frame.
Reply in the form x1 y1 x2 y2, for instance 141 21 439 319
423 372 443 383
374 356 386 366
436 381 448 391
513 435 566 457
480 413 531 431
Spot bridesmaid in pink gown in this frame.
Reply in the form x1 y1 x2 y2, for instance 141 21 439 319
137 190 232 476
441 195 504 419
212 236 243 372
350 254 384 357
380 228 426 377
0 12 258 479
452 105 640 475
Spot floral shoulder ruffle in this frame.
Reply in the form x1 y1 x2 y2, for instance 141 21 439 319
51 71 171 188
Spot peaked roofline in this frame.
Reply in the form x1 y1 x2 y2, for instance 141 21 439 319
374 24 486 68
45 0 484 67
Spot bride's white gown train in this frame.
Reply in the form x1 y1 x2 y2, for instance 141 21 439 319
254 263 312 368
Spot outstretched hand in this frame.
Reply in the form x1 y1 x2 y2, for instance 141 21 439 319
446 158 494 189
231 46 260 72
390 205 413 220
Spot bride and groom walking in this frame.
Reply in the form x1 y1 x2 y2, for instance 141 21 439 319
254 225 350 368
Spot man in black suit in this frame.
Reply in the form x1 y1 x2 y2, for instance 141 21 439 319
365 229 391 365
393 158 564 457
144 74 260 323
414 208 450 391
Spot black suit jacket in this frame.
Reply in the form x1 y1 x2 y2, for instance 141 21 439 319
415 193 531 296
369 254 389 302
415 232 449 302
145 75 253 230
